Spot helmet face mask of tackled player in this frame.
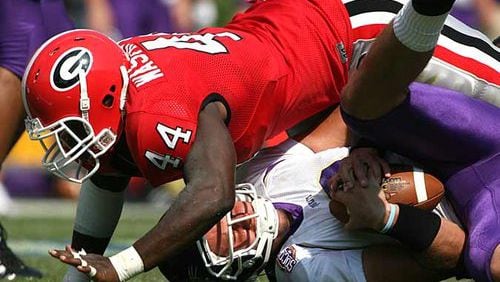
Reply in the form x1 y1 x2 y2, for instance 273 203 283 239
158 183 281 281
22 29 129 183
196 183 280 280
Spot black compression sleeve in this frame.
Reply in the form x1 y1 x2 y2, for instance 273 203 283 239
387 204 441 251
72 230 111 255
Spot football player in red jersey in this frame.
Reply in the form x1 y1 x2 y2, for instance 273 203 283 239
21 0 481 280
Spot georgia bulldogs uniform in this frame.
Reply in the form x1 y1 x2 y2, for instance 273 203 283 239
344 0 500 105
119 0 353 186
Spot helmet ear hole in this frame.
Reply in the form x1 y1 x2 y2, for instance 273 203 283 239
102 94 115 108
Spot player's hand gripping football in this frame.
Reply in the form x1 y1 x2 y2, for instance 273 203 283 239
330 176 392 231
332 147 390 190
50 245 120 281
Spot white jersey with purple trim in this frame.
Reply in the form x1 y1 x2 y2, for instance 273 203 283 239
236 139 461 281
236 140 395 281
344 0 500 106
236 139 395 250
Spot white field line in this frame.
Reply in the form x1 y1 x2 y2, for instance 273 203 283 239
7 239 133 257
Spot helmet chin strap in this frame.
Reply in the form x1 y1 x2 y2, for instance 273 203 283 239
78 70 90 121
79 65 129 121
119 65 129 111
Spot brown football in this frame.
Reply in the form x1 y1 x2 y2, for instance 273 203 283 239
329 165 445 223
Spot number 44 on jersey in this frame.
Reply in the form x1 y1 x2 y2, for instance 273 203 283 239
145 123 192 170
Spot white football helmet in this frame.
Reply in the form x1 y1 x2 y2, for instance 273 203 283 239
197 183 279 280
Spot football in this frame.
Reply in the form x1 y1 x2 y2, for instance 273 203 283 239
329 165 445 223
382 165 444 210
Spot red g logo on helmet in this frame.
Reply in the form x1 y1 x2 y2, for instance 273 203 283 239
50 47 93 91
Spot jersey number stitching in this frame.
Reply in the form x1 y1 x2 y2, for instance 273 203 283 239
141 32 241 54
145 123 192 170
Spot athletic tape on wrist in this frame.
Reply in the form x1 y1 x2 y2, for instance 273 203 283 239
109 246 144 281
393 1 450 52
380 204 397 234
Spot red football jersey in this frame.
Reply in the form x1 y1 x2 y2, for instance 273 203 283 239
119 0 352 186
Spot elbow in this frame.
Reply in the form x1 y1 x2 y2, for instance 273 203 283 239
191 178 235 218
211 181 235 217
214 193 235 217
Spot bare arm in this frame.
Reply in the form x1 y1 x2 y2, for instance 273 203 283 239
415 218 465 270
363 237 458 282
341 23 433 120
133 102 236 271
295 107 349 152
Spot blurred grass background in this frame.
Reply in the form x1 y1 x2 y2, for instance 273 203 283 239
1 200 165 281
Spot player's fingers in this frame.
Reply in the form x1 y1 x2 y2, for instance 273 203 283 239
89 265 97 278
339 162 354 190
328 175 337 191
331 189 343 202
331 189 352 205
379 158 391 177
49 249 66 259
377 185 389 203
77 263 99 279
65 245 75 254
367 176 382 194
328 175 342 196
53 245 86 266
58 255 82 266
366 158 382 185
49 247 78 265
329 200 349 224
76 265 91 274
352 159 369 187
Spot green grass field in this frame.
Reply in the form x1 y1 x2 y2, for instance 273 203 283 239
1 199 167 281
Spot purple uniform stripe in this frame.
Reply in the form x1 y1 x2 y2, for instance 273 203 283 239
273 202 304 237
